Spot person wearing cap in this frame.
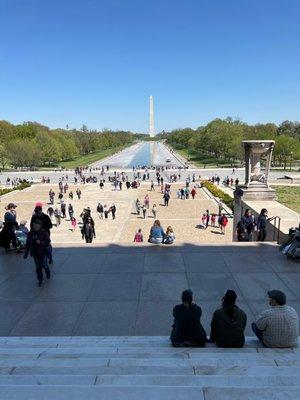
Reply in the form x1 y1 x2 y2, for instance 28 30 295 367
170 289 207 347
252 290 299 348
0 203 18 251
24 219 51 287
210 290 247 348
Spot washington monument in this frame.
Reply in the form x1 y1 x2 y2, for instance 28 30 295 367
149 95 156 137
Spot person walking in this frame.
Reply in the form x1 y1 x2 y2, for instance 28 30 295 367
110 204 116 220
81 217 96 243
180 188 185 200
97 203 104 219
150 180 155 191
30 202 53 264
47 207 54 223
218 200 223 215
191 188 196 199
24 219 51 287
135 199 141 215
205 210 210 229
201 213 207 228
76 188 82 200
71 216 77 232
142 204 147 219
170 290 207 347
252 290 299 348
210 290 247 348
144 194 150 209
163 191 170 207
68 203 74 220
60 201 66 219
219 213 228 234
48 189 55 205
151 204 157 219
103 205 109 219
211 214 216 227
54 208 61 227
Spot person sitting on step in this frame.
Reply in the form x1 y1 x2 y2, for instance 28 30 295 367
210 290 247 348
170 289 207 347
252 290 299 348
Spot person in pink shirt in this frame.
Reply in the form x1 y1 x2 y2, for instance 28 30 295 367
71 217 77 232
134 228 143 242
144 194 150 209
211 214 216 227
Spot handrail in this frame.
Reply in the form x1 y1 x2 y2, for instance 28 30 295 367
271 216 281 243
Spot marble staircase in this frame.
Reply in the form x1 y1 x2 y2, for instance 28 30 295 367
0 336 299 399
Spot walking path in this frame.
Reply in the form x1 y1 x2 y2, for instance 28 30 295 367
0 182 233 244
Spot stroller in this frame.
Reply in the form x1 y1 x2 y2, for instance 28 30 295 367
15 222 29 252
281 225 300 261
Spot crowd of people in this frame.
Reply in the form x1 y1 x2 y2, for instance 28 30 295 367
170 289 299 349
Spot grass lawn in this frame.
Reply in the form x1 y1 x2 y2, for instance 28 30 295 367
59 144 131 169
174 147 236 168
272 186 300 214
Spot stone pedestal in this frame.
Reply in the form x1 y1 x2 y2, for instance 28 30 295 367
233 140 277 241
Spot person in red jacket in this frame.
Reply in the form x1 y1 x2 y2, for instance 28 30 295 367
191 188 196 199
24 219 51 286
219 213 228 235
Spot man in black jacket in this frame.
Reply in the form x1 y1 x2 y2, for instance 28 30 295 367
30 202 53 263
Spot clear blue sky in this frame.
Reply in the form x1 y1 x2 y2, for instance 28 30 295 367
0 0 299 132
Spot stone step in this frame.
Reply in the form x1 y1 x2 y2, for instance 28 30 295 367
0 374 299 387
0 347 264 355
203 387 300 400
0 386 207 400
1 353 298 367
0 336 265 344
8 365 300 376
0 385 299 400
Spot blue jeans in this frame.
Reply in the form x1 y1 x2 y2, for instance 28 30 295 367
33 255 50 283
251 322 265 346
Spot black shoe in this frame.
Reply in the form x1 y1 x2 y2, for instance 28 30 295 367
38 281 42 287
46 270 51 280
49 258 53 265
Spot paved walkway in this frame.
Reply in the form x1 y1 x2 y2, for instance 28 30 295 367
0 242 299 336
0 182 233 244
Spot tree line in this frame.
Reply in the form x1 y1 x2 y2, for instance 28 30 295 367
0 121 135 168
165 119 300 169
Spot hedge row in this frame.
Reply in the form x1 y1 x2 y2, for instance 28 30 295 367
0 182 31 197
201 181 234 209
